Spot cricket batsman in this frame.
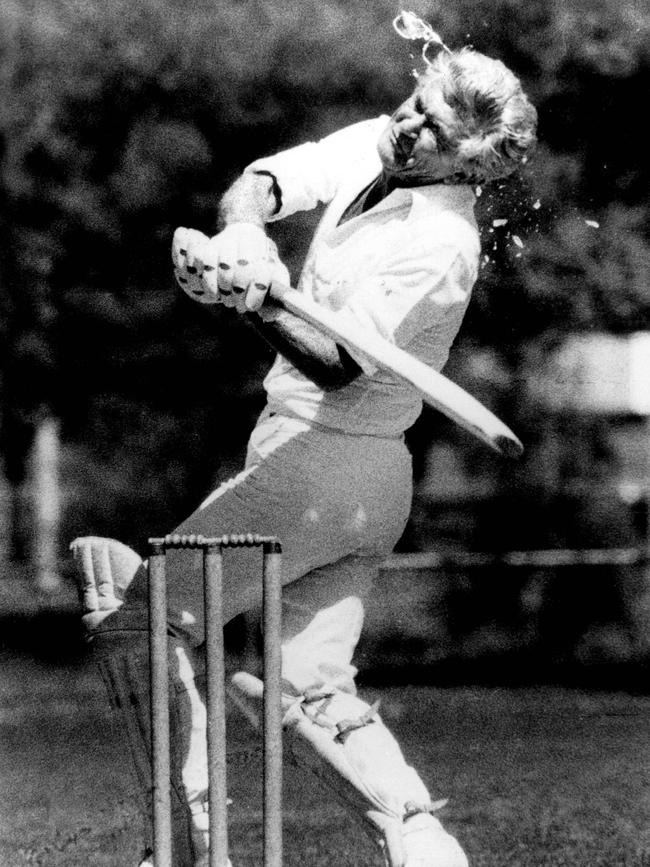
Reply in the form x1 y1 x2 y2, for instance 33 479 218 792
71 24 537 867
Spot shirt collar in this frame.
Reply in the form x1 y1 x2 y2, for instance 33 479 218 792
324 157 477 239
376 181 477 221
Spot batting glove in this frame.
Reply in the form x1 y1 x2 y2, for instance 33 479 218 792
172 224 289 314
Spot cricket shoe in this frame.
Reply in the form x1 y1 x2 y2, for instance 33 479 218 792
402 814 469 867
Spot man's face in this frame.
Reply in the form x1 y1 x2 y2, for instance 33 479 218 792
377 74 459 186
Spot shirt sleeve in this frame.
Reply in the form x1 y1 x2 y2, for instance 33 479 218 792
334 238 478 377
244 117 388 221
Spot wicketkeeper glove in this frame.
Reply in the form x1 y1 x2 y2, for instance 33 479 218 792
69 536 142 632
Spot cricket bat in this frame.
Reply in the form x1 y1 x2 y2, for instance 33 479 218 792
269 281 524 458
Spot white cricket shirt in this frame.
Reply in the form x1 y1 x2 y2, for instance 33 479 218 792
246 117 480 437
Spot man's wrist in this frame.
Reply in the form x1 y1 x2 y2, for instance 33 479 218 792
217 213 267 231
217 170 281 230
214 220 268 236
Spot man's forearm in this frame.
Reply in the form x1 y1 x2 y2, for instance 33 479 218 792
217 171 280 230
215 168 360 389
247 308 362 391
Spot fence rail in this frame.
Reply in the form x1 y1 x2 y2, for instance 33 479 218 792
1 546 649 615
384 547 649 570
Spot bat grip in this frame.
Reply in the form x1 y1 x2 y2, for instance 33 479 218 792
267 280 292 306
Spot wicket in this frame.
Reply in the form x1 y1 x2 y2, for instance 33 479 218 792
148 533 284 867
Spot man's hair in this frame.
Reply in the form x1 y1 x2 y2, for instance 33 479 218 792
418 47 538 185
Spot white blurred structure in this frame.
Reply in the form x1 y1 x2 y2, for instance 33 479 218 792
531 332 650 416
30 415 61 591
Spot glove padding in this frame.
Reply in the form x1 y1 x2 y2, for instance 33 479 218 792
70 536 142 630
172 223 289 314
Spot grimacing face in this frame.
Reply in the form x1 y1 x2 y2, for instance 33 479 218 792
377 74 461 186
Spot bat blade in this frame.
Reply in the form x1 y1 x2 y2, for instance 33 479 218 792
269 282 523 458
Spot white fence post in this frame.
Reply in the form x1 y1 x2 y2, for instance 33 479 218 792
31 415 61 592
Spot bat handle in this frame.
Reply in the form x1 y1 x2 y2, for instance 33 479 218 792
267 280 292 306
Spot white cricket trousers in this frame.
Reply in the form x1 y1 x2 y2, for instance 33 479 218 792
118 408 413 695
97 408 414 846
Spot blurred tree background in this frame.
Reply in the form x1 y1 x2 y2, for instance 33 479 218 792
0 0 649 667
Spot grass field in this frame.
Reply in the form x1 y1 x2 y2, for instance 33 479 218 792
1 652 649 867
